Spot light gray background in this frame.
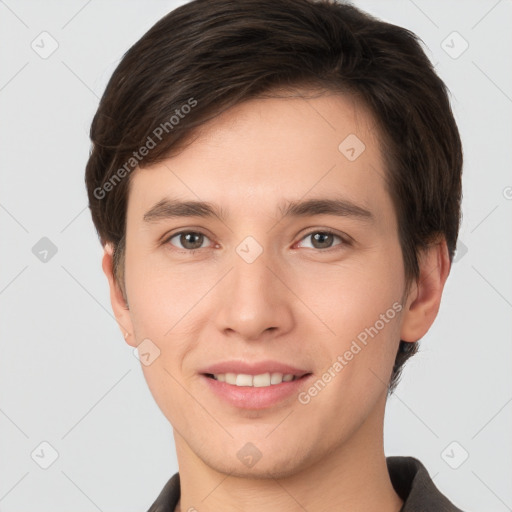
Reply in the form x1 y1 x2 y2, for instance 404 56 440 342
0 0 511 511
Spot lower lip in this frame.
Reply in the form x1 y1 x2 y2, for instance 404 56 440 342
201 374 313 410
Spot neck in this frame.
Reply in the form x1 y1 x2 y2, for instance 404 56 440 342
173 395 402 512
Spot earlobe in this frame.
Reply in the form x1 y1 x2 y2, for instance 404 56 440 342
400 238 451 343
101 243 136 347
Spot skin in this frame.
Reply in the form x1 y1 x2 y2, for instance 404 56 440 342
102 91 450 512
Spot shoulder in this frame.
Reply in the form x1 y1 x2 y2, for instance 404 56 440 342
146 472 180 512
387 456 465 511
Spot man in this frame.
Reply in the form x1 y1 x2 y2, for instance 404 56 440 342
85 0 464 510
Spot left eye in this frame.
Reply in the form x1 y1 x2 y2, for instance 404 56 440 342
167 231 212 251
297 231 344 250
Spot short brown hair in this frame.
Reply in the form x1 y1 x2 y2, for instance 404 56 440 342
85 0 463 393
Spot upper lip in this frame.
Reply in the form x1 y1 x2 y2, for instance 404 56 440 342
199 360 311 377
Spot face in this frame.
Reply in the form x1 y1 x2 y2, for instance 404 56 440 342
111 92 418 478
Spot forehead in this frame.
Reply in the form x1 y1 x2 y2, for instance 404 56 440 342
127 92 394 228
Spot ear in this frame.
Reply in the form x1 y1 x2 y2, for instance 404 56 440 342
102 243 136 347
400 237 451 343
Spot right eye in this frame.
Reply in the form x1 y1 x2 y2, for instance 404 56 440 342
165 231 213 252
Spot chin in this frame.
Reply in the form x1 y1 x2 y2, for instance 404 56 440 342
210 458 305 480
198 442 314 481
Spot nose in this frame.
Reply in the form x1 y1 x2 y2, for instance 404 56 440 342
213 247 295 342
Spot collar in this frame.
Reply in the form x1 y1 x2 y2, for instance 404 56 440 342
147 456 463 511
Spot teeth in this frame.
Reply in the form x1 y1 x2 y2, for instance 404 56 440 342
212 372 298 387
253 373 270 387
236 374 253 386
225 373 237 384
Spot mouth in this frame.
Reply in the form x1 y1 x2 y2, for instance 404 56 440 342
203 372 311 387
198 360 313 409
200 371 314 410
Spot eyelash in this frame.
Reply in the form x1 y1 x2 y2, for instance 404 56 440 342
163 228 350 254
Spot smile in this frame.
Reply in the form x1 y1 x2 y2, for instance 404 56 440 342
205 372 303 387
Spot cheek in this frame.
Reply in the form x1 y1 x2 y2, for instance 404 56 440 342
295 246 405 391
129 261 205 425
292 244 405 335
125 248 213 338
125 253 215 414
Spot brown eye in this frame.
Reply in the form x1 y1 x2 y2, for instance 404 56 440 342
297 230 344 250
168 231 210 250
311 232 335 249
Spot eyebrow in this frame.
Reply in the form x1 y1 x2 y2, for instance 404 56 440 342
143 197 374 223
